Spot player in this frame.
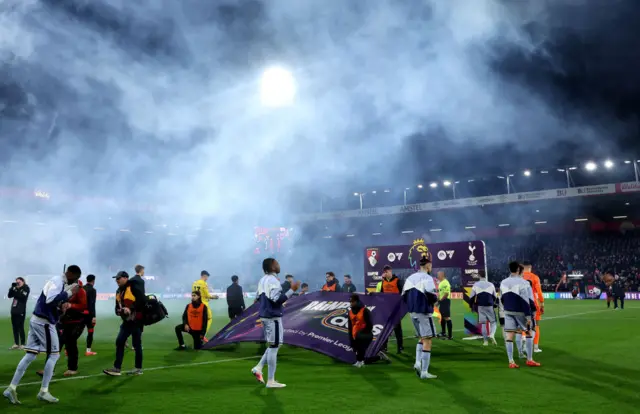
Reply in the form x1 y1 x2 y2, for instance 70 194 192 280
192 270 219 337
251 258 299 388
500 262 540 369
522 262 544 353
3 265 82 405
468 273 498 346
402 254 439 380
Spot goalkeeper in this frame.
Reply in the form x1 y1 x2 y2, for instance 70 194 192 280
192 270 219 337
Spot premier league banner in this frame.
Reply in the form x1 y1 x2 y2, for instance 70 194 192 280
202 292 406 364
364 239 487 335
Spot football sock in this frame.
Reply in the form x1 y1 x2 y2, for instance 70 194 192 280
490 322 497 337
10 352 37 387
534 326 540 346
257 348 268 370
267 347 279 381
421 350 431 373
525 335 534 361
440 320 446 335
515 333 523 354
505 340 514 362
42 353 59 390
480 323 488 340
446 320 452 338
415 343 422 366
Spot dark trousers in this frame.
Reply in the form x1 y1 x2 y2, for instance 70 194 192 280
228 306 243 320
114 322 143 370
59 323 85 371
614 295 625 309
353 332 373 361
10 313 26 346
175 324 204 349
382 323 404 351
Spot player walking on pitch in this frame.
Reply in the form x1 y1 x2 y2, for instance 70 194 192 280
468 273 498 346
251 258 299 388
402 254 439 380
500 262 540 369
3 265 82 405
522 262 544 352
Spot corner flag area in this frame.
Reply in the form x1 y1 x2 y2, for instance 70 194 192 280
1 300 637 413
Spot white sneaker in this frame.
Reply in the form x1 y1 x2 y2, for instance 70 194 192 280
518 353 526 359
490 337 498 346
419 372 437 379
482 340 489 346
251 367 265 383
413 363 421 374
8 345 19 350
37 391 59 403
3 387 20 405
353 361 364 368
378 351 389 362
534 347 542 353
266 380 286 388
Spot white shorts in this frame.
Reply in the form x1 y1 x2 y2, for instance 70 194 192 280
25 317 60 355
504 314 530 333
478 306 496 323
261 317 283 347
411 313 436 339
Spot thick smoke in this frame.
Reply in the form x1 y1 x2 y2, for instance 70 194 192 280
0 0 633 289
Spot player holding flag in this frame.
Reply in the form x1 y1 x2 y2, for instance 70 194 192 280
402 254 439 380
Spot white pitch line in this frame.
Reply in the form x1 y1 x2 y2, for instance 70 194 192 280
1 355 259 389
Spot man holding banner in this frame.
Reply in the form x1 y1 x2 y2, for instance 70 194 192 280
376 265 404 354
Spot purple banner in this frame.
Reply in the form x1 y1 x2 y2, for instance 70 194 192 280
202 292 406 364
365 239 487 335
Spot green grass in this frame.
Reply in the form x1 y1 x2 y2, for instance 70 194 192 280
1 300 638 413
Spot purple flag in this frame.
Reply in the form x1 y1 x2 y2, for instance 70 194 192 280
202 292 407 364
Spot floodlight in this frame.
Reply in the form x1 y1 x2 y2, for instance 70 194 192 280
259 66 296 107
584 161 597 171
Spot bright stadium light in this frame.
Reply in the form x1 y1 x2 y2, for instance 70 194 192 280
523 170 531 177
429 182 438 188
372 190 377 194
584 161 597 171
604 159 614 169
443 180 451 187
259 66 296 107
353 192 359 196
624 160 631 164
417 184 423 189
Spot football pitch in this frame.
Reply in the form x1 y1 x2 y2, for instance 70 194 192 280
1 300 638 413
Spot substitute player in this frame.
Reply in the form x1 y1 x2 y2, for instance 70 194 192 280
192 270 219 337
402 254 439 380
251 258 299 388
468 273 498 346
500 262 540 369
3 265 82 405
83 275 98 356
522 262 544 353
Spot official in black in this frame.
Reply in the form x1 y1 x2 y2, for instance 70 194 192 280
342 274 357 293
281 274 294 293
8 277 30 350
609 272 625 310
84 275 98 355
226 275 246 320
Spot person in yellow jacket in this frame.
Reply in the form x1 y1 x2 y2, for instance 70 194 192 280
192 270 219 336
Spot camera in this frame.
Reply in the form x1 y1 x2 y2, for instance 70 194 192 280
11 282 17 288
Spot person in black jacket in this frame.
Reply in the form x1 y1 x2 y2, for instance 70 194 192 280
8 277 30 350
342 275 357 293
608 272 626 310
103 271 147 376
281 274 294 293
175 291 209 350
83 275 98 356
226 275 246 320
347 294 384 367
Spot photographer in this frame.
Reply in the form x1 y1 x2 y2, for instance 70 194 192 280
8 277 30 350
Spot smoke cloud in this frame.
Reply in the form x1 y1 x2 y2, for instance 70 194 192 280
0 0 634 290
